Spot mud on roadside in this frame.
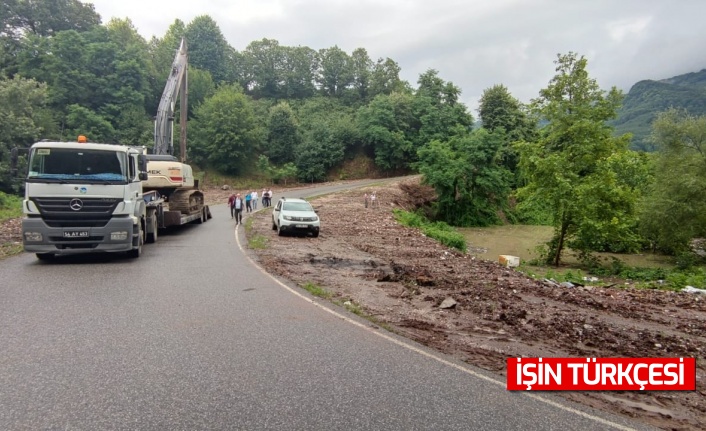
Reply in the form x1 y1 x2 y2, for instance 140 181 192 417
243 177 706 431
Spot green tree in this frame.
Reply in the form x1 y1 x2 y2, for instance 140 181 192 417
3 0 100 38
0 75 54 192
357 92 416 171
282 45 318 99
640 109 706 254
189 85 264 174
413 70 473 147
350 47 372 102
185 15 233 83
370 57 407 97
64 104 116 143
266 102 300 164
317 46 353 97
417 128 512 226
477 84 536 184
243 38 285 99
516 52 639 266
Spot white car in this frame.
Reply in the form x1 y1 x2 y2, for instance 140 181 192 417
272 197 320 237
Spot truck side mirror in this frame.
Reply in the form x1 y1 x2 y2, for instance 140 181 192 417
10 147 18 176
138 172 149 181
137 154 147 172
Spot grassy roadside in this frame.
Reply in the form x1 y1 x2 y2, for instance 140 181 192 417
301 282 393 331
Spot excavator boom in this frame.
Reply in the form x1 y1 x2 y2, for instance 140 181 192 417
154 38 188 160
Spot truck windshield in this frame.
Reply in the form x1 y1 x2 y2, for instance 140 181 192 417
27 147 128 183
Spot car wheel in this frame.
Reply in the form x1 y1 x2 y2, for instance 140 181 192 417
272 220 277 231
277 223 284 236
312 231 319 238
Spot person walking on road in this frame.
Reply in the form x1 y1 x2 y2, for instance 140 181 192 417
228 193 236 218
251 190 259 210
234 193 244 225
245 192 252 213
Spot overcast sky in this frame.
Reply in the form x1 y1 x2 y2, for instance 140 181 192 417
86 0 706 113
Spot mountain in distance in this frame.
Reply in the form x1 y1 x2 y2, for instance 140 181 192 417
612 69 706 151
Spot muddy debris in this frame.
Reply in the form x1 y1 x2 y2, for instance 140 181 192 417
244 177 706 431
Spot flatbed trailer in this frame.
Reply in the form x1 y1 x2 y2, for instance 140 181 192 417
142 190 211 243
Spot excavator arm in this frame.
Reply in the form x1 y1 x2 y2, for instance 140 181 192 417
154 38 188 160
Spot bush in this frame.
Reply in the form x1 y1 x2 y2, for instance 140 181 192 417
393 209 467 252
0 192 22 221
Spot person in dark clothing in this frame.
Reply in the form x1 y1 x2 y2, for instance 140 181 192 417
228 193 236 218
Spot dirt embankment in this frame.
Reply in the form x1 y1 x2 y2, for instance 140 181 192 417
243 178 706 431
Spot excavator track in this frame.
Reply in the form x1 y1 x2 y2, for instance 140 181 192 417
168 189 204 214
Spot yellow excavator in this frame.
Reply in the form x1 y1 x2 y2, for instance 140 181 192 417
144 38 206 217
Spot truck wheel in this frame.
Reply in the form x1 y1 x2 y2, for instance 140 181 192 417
36 253 55 261
277 224 284 236
128 223 143 258
146 217 158 244
195 208 205 224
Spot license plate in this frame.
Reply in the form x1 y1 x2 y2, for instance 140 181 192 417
63 231 89 238
295 224 308 228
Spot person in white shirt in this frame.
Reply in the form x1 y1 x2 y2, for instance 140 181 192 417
251 190 259 210
234 194 244 224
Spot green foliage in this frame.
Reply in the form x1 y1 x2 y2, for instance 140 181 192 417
301 282 333 299
0 192 22 221
417 128 512 227
357 92 416 171
477 84 536 185
2 0 101 38
317 46 354 98
266 102 300 164
293 98 357 182
393 209 467 252
639 109 706 254
185 15 233 83
189 85 265 174
64 104 116 143
0 75 51 192
516 52 641 266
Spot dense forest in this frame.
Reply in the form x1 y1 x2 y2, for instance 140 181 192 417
2 0 706 265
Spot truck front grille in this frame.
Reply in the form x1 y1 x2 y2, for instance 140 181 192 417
31 197 121 228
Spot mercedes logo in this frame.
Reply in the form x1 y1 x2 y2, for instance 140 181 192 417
69 198 83 211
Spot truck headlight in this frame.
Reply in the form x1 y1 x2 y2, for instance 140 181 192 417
283 215 293 220
111 231 128 241
24 232 42 241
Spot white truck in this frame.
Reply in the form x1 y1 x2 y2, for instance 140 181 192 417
18 137 210 260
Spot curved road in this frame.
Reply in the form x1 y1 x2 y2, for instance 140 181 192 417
0 180 654 430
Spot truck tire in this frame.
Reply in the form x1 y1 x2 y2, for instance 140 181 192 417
128 223 143 258
195 208 205 224
146 217 158 244
36 253 55 261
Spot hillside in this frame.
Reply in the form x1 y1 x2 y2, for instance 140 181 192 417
613 69 706 151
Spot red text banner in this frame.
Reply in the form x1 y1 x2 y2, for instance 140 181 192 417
506 357 696 391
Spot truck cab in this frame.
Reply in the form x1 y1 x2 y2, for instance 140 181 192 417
21 139 148 260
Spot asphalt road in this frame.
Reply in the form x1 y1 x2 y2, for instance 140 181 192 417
0 180 655 430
